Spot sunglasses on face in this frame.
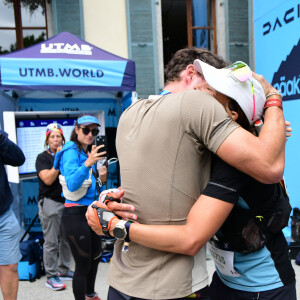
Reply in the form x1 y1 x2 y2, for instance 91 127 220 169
226 61 256 121
79 127 99 136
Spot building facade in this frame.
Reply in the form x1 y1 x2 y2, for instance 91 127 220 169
0 0 252 98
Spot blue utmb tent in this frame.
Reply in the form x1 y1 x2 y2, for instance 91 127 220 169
0 31 135 92
0 32 136 232
0 31 136 129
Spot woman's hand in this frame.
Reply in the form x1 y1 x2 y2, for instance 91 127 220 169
98 165 107 184
85 144 106 168
252 72 281 98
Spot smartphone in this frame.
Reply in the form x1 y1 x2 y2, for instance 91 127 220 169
95 135 107 154
96 135 108 167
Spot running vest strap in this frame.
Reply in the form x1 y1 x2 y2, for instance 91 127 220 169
217 181 291 253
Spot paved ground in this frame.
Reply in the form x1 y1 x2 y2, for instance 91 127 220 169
1 257 300 300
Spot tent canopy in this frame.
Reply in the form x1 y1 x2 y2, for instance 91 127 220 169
0 32 135 92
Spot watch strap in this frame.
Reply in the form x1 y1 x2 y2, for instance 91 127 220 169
125 221 132 243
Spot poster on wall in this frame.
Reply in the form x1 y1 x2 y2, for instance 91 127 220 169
254 0 300 212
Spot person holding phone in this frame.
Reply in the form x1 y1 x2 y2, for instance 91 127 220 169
35 123 73 291
54 114 106 300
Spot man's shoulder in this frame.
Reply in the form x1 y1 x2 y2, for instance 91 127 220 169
180 89 217 102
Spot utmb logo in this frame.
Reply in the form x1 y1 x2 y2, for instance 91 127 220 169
27 196 38 205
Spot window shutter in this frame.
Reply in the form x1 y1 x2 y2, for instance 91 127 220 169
227 0 249 64
127 0 159 97
52 0 84 38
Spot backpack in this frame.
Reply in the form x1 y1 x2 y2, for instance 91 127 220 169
217 180 291 253
18 240 45 282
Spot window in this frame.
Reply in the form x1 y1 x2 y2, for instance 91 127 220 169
186 0 216 53
162 0 217 67
0 0 47 54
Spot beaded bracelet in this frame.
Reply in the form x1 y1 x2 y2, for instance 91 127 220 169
266 90 282 99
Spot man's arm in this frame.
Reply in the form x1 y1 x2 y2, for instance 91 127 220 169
0 130 25 167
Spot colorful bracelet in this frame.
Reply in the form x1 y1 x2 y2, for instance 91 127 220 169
264 98 283 111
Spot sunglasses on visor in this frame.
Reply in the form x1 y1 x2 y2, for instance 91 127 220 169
47 123 62 130
225 61 256 121
79 127 99 136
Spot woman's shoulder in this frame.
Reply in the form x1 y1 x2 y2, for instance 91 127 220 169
36 150 50 160
63 141 77 150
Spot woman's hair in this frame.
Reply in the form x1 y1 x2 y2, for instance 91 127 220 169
70 113 96 153
70 122 83 153
44 132 65 148
228 99 257 135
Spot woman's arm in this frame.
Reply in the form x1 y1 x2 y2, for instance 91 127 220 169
63 145 107 192
38 167 60 186
125 195 233 255
87 194 233 256
63 148 90 192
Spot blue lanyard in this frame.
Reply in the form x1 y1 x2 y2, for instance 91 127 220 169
159 90 172 96
48 148 55 157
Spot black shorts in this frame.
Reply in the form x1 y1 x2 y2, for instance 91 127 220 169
108 285 210 300
210 272 296 300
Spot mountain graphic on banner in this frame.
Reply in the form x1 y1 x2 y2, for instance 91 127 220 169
271 38 300 101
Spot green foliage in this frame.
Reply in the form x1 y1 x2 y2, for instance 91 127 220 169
4 0 45 15
0 31 46 54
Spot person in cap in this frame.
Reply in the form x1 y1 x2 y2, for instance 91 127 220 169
54 114 106 300
0 130 25 300
93 60 295 300
35 123 73 291
86 47 286 300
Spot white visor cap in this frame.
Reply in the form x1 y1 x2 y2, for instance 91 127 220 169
194 59 266 125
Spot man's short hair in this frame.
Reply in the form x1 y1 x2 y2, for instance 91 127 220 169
165 47 228 83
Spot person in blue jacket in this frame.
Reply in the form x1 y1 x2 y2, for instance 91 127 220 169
0 129 25 300
54 114 106 300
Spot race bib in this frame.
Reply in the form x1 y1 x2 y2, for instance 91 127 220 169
208 241 241 277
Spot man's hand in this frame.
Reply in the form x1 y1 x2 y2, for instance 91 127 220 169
86 203 104 235
285 121 292 140
101 189 138 220
107 201 138 221
86 202 118 235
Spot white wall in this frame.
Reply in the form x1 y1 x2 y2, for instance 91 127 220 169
82 0 129 58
